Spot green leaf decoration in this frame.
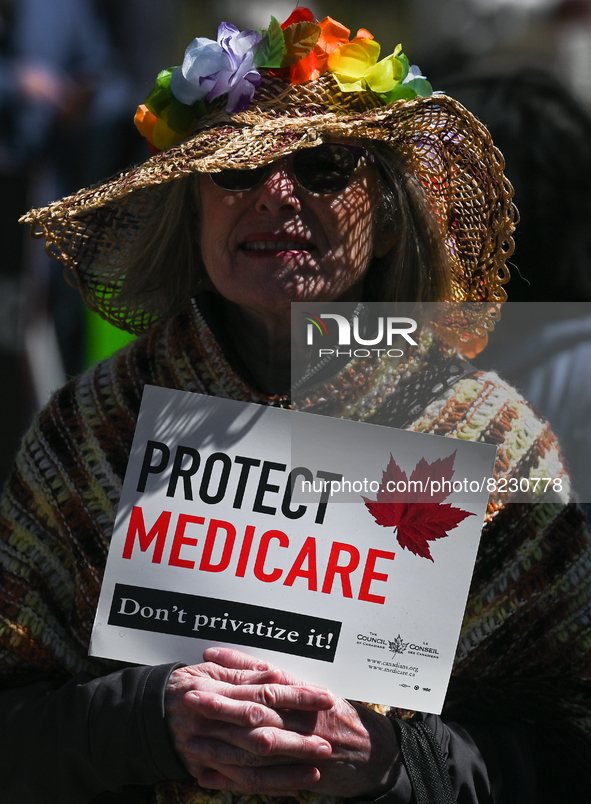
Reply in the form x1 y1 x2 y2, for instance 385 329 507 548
396 52 410 82
145 68 175 117
379 84 418 103
255 16 285 68
167 95 206 135
404 77 433 97
281 21 321 67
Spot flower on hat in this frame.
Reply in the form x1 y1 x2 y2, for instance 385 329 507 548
134 7 432 153
328 39 395 92
255 8 320 77
171 23 263 113
139 69 197 150
169 38 228 106
288 16 375 84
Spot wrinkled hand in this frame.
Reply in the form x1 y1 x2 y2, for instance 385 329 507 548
165 649 334 795
166 648 400 798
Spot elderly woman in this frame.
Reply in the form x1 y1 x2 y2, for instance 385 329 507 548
1 8 590 804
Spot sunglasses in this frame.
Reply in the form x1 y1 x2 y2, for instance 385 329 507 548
208 144 368 195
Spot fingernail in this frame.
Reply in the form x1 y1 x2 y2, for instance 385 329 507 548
316 743 331 757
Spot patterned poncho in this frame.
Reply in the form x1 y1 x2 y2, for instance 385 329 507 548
1 301 590 804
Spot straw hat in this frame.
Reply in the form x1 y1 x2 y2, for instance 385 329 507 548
20 7 515 343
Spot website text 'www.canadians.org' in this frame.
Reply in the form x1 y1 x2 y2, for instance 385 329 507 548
301 476 564 496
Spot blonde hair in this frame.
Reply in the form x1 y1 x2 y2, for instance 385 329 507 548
113 178 204 319
368 141 451 302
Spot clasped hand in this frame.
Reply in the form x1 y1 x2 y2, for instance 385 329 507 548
165 648 400 798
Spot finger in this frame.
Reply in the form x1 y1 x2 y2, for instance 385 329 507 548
185 684 333 716
180 660 285 687
196 763 321 794
181 660 281 684
189 718 332 760
184 735 297 769
183 690 285 728
203 647 275 672
228 682 334 711
204 648 312 687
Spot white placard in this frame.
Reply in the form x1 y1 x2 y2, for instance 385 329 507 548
90 385 496 714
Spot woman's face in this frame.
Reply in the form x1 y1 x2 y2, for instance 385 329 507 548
196 149 389 317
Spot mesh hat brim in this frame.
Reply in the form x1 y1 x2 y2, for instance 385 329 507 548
20 78 515 335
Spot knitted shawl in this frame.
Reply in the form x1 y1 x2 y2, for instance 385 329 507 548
1 302 590 804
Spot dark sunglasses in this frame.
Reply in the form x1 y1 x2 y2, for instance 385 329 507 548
208 144 368 195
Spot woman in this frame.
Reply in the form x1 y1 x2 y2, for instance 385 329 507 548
1 8 590 804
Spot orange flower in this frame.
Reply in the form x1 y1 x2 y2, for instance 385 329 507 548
134 105 158 146
289 16 374 84
134 104 186 152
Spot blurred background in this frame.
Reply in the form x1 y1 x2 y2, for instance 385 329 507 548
2 0 591 497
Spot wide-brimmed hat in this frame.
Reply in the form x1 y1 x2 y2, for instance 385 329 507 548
20 7 515 342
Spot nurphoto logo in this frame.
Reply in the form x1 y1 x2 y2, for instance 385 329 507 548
302 310 418 358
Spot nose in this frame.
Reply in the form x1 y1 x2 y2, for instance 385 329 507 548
254 160 301 214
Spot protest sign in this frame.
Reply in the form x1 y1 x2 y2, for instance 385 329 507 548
90 385 496 713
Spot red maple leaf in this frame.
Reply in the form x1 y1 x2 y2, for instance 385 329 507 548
362 452 475 561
